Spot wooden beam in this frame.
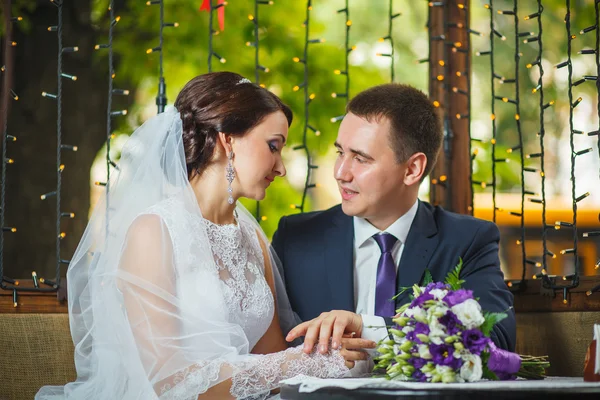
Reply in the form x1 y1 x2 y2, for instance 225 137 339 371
0 281 67 313
429 0 472 215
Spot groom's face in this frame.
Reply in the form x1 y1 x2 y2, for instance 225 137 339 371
334 113 408 224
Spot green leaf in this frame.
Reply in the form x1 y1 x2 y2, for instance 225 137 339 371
444 258 466 290
480 311 508 337
421 270 433 286
392 286 412 300
482 365 499 381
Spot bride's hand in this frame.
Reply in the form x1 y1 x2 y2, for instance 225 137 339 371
285 310 374 355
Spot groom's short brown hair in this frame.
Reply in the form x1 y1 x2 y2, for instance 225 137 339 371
346 83 442 179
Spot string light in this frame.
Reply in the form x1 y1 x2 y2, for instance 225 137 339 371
40 278 58 288
330 2 351 124
1 276 19 286
0 8 20 295
492 0 529 285
523 0 554 285
207 1 228 73
481 2 500 223
92 1 125 253
31 271 39 288
587 284 600 296
290 0 322 214
249 0 275 222
378 0 400 81
553 0 581 295
146 0 177 113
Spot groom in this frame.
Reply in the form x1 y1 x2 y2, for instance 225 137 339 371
272 83 516 364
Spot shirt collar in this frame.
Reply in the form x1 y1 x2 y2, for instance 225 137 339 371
353 199 419 248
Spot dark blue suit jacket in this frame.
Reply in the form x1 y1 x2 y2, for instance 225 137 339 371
272 200 516 352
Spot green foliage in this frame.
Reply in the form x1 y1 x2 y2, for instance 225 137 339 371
445 258 466 290
480 311 508 337
421 269 434 286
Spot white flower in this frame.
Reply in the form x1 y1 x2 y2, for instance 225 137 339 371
418 344 432 360
409 307 427 323
429 289 448 300
428 318 446 345
426 304 450 321
402 326 414 335
459 353 483 382
450 299 485 329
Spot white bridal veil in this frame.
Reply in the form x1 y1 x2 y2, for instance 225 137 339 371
36 107 347 400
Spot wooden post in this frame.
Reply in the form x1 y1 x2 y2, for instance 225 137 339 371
428 0 472 215
0 0 15 137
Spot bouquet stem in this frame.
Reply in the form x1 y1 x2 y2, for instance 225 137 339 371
518 355 550 380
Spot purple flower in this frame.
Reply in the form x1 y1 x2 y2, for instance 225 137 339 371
462 329 490 355
450 357 463 370
410 357 427 369
444 289 474 307
410 292 434 308
438 311 461 335
425 282 450 292
412 370 428 382
406 322 430 344
430 343 457 367
414 322 430 336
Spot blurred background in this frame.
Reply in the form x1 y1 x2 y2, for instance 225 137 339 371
1 0 598 282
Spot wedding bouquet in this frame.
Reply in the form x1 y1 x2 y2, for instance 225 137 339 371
374 260 549 383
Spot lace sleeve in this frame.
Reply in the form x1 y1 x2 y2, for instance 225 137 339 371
229 344 348 399
157 344 348 400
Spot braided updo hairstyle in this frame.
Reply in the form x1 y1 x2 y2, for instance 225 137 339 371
174 72 293 179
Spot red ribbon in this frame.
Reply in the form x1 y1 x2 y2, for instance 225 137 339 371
200 0 226 31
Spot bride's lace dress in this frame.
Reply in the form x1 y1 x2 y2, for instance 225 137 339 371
34 108 344 400
144 198 349 399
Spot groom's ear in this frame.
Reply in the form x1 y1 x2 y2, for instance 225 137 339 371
403 152 427 186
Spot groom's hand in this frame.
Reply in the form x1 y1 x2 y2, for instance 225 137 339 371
340 336 376 369
285 310 369 354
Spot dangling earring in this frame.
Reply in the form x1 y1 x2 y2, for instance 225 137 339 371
226 149 235 205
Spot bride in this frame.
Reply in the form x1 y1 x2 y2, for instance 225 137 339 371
36 72 350 399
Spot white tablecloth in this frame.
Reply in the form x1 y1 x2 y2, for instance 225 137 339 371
280 376 600 394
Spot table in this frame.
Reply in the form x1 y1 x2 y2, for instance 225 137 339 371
280 376 600 399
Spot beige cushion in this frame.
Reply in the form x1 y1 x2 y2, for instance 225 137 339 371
516 312 600 377
0 314 75 400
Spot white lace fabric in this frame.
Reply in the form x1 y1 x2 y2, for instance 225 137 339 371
35 108 348 400
229 344 349 399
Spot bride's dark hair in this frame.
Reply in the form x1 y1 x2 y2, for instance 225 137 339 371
175 72 293 178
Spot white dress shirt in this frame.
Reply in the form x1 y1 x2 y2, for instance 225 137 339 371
351 200 418 375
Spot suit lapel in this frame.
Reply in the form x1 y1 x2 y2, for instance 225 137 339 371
323 207 355 311
395 201 439 307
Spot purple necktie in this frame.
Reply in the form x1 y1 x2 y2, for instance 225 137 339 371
373 233 398 317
